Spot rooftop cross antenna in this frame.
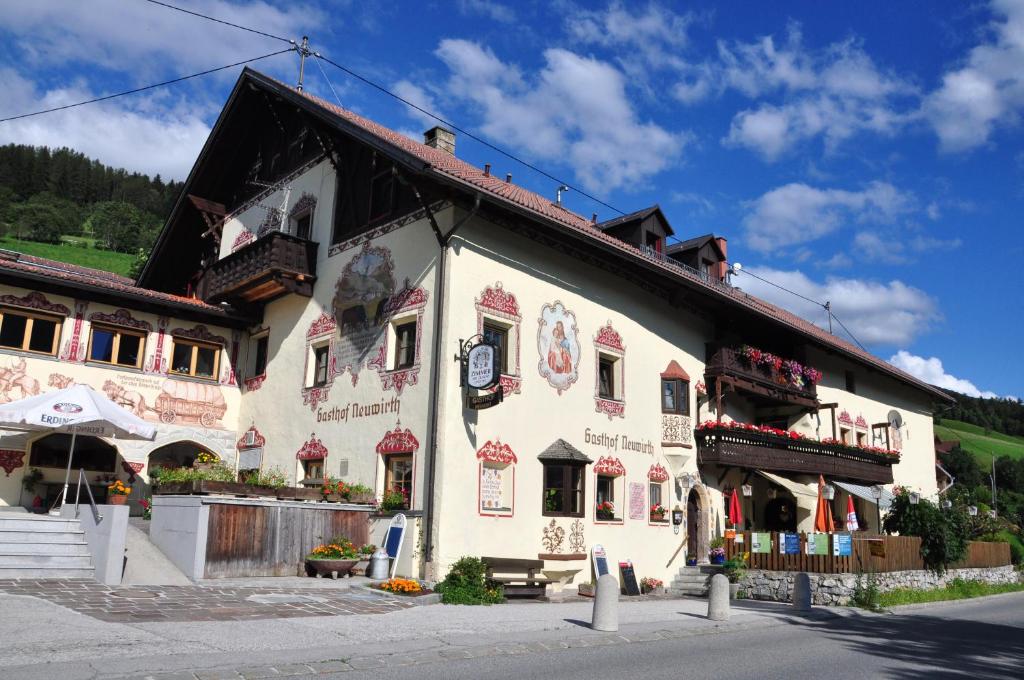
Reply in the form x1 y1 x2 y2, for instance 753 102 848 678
294 36 312 91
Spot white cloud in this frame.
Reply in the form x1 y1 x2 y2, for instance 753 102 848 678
738 268 940 347
817 252 853 269
433 39 689 192
457 0 516 24
567 1 695 70
908 235 963 252
888 351 1000 398
670 191 714 213
854 231 907 264
0 0 319 77
924 0 1024 151
0 68 209 181
391 80 447 131
742 181 914 252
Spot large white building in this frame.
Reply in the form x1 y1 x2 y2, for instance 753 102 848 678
0 68 951 583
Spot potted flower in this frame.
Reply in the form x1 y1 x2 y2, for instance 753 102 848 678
686 555 698 567
709 537 726 565
193 451 220 472
347 483 376 505
107 480 131 505
139 498 152 520
640 576 663 594
378 486 409 513
595 501 615 521
305 536 364 578
649 503 667 522
722 553 748 599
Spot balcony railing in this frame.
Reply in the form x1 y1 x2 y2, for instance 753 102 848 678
705 346 818 405
696 428 894 484
199 232 318 304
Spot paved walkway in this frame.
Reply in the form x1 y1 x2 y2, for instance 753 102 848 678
0 579 414 623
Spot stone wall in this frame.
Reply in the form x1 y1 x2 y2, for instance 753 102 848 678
741 566 1021 605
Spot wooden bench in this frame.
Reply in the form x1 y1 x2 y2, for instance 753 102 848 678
482 556 554 597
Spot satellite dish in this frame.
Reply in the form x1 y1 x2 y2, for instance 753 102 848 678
888 410 903 428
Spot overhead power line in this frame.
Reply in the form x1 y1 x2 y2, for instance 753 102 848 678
141 0 292 43
0 49 293 124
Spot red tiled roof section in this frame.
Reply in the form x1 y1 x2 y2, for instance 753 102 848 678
0 253 224 314
281 77 947 400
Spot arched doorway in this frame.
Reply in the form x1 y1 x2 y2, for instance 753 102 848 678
764 496 798 532
148 441 217 471
687 487 703 562
28 434 118 508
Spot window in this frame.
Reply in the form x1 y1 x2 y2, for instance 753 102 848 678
169 339 220 379
661 378 689 415
301 459 323 481
598 356 616 400
88 325 145 368
293 212 312 240
596 475 615 505
856 431 866 447
542 463 585 517
482 322 509 374
644 231 662 253
251 335 269 377
840 427 851 445
393 320 416 369
0 308 60 355
845 370 856 393
312 344 330 387
384 453 413 509
649 482 663 509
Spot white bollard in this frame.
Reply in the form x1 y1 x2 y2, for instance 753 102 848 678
707 573 730 621
793 572 812 611
591 574 619 631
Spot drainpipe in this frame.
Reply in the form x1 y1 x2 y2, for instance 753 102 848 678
403 184 481 570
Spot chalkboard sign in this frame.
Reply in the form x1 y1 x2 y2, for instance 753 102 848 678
384 525 404 559
592 544 609 577
619 561 640 596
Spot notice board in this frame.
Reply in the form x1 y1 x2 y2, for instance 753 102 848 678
592 544 609 578
628 482 645 520
619 561 640 596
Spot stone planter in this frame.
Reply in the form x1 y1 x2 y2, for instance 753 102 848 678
729 583 740 599
305 558 359 579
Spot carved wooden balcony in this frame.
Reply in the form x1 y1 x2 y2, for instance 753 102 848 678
199 232 317 304
705 346 818 407
696 427 894 485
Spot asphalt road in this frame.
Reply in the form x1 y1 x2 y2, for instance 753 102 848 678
329 595 1024 680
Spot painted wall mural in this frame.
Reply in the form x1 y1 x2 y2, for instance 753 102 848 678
59 301 88 363
537 301 580 395
296 433 328 460
0 357 41 402
0 450 24 476
367 278 429 395
103 377 228 429
144 317 170 375
89 309 152 331
332 243 396 383
476 282 523 397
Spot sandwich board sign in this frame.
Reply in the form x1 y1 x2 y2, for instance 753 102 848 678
592 544 609 578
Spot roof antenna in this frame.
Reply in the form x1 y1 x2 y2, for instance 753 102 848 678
556 184 570 207
294 36 311 91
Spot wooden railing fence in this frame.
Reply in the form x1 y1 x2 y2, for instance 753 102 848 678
724 532 1011 573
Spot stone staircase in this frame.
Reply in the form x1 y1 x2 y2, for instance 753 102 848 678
0 513 95 579
669 565 722 597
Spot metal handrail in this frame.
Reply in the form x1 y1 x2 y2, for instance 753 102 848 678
73 468 103 524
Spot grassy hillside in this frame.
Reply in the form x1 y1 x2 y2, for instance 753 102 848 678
935 419 1024 465
0 236 136 277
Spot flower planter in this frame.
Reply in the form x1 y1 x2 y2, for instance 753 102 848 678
686 557 698 567
154 480 276 497
650 514 667 523
305 558 359 579
596 512 615 522
710 554 725 565
349 491 376 505
729 583 741 600
193 463 217 473
322 493 343 503
108 495 128 506
276 486 322 501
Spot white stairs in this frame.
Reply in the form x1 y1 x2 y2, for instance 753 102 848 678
0 513 95 579
669 565 720 597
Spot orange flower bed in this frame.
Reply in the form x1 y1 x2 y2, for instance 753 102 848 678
379 578 422 594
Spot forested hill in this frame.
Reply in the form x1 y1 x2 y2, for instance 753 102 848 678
0 145 183 274
939 390 1024 438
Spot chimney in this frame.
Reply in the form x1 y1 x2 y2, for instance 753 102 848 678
715 236 728 282
484 163 491 177
505 173 512 183
423 126 456 155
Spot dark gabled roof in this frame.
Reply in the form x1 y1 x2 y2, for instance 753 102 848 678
666 234 726 260
537 439 593 464
596 204 675 236
141 68 952 404
0 251 247 325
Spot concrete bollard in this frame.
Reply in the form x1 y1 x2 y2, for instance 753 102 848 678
591 574 619 631
707 573 730 621
793 572 812 611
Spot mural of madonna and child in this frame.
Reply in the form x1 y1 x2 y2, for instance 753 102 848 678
537 302 581 394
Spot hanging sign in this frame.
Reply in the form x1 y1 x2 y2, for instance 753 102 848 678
466 386 503 410
458 336 500 390
868 539 886 558
833 532 853 557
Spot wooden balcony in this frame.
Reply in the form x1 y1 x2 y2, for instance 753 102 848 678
199 232 318 304
705 346 818 407
696 428 894 485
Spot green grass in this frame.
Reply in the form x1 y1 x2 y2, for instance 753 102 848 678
876 578 1024 607
0 236 135 277
935 419 1024 465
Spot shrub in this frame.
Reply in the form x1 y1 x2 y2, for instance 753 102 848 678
150 464 235 485
379 486 408 513
853 573 881 611
883 488 969 574
435 556 504 605
241 466 289 489
723 553 749 583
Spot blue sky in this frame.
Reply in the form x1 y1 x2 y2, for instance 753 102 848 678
0 0 1021 399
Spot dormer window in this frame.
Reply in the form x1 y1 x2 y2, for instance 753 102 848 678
644 231 662 254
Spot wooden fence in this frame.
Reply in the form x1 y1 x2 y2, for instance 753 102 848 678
724 532 1011 573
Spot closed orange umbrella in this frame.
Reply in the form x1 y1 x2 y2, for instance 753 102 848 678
815 475 835 532
728 488 744 528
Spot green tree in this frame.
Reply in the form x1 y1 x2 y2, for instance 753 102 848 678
883 488 969 574
12 203 66 243
89 201 158 253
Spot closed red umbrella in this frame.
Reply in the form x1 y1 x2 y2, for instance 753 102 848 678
728 489 744 528
815 475 835 532
846 495 860 531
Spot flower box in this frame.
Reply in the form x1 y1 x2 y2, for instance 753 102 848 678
276 486 322 501
596 511 616 521
349 491 376 505
153 480 277 497
305 558 359 579
649 515 668 523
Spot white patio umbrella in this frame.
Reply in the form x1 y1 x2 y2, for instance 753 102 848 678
0 384 157 508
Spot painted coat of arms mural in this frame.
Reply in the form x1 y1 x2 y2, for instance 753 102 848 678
537 302 580 394
332 243 396 381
